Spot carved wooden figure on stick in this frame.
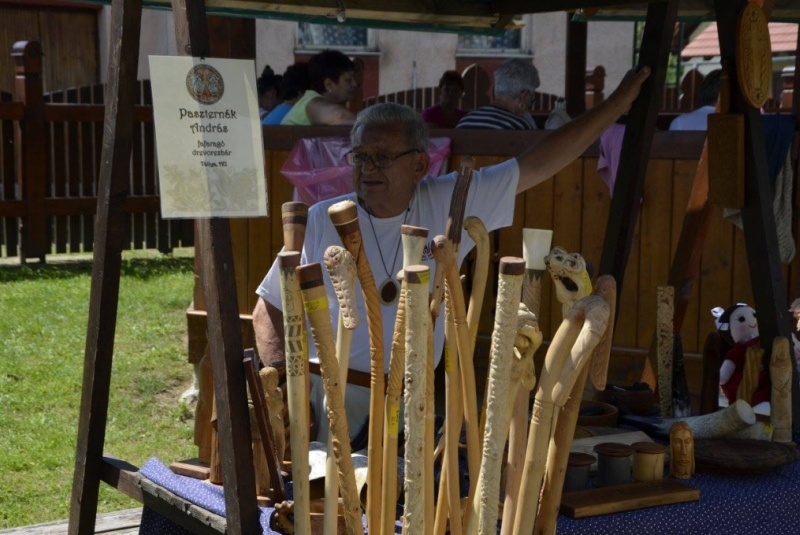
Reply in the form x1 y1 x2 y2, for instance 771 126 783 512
669 421 695 479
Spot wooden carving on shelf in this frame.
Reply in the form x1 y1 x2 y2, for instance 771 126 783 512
735 1 772 109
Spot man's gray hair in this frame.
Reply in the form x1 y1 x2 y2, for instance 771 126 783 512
351 103 429 151
493 58 540 100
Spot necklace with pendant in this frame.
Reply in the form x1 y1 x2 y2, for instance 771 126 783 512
366 204 410 306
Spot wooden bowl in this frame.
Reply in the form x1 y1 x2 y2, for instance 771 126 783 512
577 400 619 428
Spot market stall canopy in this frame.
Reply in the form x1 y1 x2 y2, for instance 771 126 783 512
73 0 661 33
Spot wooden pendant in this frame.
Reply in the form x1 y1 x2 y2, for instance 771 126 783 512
379 278 399 305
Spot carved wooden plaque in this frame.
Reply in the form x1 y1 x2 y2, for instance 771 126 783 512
736 2 772 109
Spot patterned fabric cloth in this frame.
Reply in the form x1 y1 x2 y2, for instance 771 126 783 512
456 104 537 130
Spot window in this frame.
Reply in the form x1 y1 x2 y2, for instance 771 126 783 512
297 22 368 49
457 30 522 52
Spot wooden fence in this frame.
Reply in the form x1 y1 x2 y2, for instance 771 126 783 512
0 41 193 261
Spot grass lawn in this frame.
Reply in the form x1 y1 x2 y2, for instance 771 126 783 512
0 250 197 528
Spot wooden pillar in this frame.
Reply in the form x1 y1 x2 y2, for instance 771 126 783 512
713 0 797 429
598 0 679 304
12 41 46 263
565 13 587 118
171 0 259 532
68 0 142 533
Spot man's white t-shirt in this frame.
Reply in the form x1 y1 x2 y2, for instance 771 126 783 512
256 157 520 439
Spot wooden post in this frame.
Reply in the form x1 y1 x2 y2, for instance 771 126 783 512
68 1 143 533
12 40 47 263
598 0 679 305
565 14 587 118
714 0 797 429
171 0 260 531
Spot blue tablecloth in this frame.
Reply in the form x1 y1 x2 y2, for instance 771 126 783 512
555 457 800 535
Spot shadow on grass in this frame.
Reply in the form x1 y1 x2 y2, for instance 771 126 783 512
0 256 194 284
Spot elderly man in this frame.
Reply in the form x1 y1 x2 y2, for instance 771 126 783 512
253 67 650 442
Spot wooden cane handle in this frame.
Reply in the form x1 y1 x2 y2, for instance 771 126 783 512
296 263 363 535
469 258 524 535
282 201 308 252
770 336 792 443
402 265 432 534
464 217 490 349
446 157 475 246
324 246 360 331
276 252 311 532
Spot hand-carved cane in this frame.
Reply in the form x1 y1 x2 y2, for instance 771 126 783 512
466 258 525 535
243 352 287 503
402 265 432 535
282 202 309 253
535 276 616 535
381 225 429 535
323 246 359 535
770 336 793 443
464 217 490 349
499 229 552 535
296 263 363 535
277 252 311 532
328 200 384 535
657 286 675 418
513 294 610 535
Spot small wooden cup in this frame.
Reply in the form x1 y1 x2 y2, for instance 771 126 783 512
593 442 634 487
564 452 596 492
632 441 667 482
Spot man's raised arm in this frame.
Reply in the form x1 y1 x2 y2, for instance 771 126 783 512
253 297 286 365
515 67 651 194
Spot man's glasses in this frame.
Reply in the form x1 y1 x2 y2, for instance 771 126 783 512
345 148 420 169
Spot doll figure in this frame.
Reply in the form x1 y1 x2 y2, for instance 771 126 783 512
710 303 770 412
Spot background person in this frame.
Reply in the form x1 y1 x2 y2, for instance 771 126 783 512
456 58 540 130
281 49 357 126
263 62 310 126
422 70 467 128
669 69 721 131
256 65 281 120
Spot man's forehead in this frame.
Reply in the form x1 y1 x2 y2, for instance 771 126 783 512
352 124 406 148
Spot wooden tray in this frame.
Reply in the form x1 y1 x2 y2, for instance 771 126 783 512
560 479 699 518
694 438 798 474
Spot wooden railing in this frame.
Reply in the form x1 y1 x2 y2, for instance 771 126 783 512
0 41 192 261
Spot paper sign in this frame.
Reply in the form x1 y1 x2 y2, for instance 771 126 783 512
149 56 268 218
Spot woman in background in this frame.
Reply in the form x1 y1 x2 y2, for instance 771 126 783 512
422 70 467 129
263 62 310 126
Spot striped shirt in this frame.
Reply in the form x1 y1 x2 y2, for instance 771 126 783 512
456 105 538 130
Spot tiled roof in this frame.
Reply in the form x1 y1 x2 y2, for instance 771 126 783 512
681 22 798 58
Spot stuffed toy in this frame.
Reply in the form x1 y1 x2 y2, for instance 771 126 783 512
710 303 771 411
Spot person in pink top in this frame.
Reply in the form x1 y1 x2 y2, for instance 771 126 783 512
422 70 467 128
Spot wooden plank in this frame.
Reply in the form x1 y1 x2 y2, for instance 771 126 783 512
268 150 292 260
68 0 143 531
50 89 68 254
549 159 584 325
247 220 271 313
1 91 19 257
580 158 610 282
142 81 158 250
598 0 679 306
39 9 98 92
66 88 82 253
637 159 674 347
698 207 734 342
131 81 144 249
13 41 48 261
560 479 700 518
731 225 754 306
171 1 259 532
229 218 250 315
565 13 587 118
669 159 700 353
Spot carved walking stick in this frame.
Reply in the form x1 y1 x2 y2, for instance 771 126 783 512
464 217 490 349
513 295 609 535
466 258 525 535
261 366 286 464
657 286 675 418
380 225 429 535
323 245 359 535
282 201 309 253
243 351 287 503
328 200 384 535
297 263 363 535
500 229 552 535
535 276 616 535
277 252 311 532
771 336 792 443
403 265 432 535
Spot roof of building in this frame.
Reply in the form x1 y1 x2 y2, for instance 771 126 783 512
681 22 798 58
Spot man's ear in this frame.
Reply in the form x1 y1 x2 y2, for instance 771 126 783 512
323 77 334 93
413 152 430 182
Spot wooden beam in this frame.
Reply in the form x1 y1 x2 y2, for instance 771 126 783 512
170 0 260 532
598 0 680 304
565 13 587 117
68 0 143 533
713 0 796 428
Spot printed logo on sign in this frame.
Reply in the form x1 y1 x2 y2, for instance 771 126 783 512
185 64 225 105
